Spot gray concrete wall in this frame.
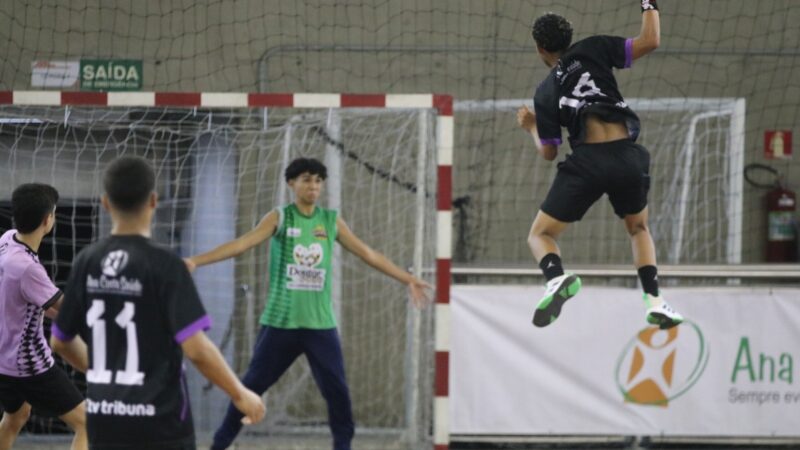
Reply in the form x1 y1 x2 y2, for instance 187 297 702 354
0 0 798 263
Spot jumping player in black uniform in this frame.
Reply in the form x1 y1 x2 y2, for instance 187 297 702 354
51 156 265 450
517 0 684 329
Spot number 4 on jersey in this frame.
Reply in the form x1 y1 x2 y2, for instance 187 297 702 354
86 300 145 386
559 71 605 109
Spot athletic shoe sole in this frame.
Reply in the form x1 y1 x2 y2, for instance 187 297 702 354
647 312 683 330
532 274 581 327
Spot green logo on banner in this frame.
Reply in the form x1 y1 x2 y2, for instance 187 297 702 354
80 59 142 91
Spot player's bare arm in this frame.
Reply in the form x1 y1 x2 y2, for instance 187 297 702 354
632 1 660 60
335 216 432 308
516 105 558 161
181 332 266 425
185 209 279 272
583 2 659 143
43 293 64 320
50 335 89 373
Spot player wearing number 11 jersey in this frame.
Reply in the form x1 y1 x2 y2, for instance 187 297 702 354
51 156 265 450
516 0 684 329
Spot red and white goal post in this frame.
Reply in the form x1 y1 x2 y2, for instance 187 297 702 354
0 91 454 450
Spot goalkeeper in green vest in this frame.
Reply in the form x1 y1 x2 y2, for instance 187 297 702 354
185 157 432 450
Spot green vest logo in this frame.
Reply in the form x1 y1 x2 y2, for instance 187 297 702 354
287 243 326 291
615 322 709 407
293 243 323 267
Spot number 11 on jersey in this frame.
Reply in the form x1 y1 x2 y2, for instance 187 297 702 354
86 300 145 386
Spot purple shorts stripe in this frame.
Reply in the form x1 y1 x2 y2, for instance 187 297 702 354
175 315 212 344
540 138 562 146
179 368 190 422
51 323 75 342
625 38 634 68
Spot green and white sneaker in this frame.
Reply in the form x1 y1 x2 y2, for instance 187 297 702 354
644 294 684 329
533 273 582 327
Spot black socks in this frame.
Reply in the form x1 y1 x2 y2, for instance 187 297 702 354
539 253 565 281
637 265 660 296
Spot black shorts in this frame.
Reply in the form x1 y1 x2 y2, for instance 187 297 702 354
91 442 195 450
0 365 84 416
541 138 651 222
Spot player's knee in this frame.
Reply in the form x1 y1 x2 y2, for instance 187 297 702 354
526 230 538 247
60 402 87 431
625 220 649 237
528 229 548 249
530 223 555 240
3 405 31 430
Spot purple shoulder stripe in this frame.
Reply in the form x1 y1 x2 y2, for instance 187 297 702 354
175 315 212 344
540 138 562 146
51 323 75 342
625 38 634 68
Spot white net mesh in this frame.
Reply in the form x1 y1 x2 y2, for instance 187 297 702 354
452 98 744 268
0 104 438 446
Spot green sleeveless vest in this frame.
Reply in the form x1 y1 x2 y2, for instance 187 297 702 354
260 204 338 329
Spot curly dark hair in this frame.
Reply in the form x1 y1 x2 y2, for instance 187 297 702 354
284 157 328 182
532 13 573 53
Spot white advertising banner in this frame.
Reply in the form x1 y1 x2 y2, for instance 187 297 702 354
31 60 79 88
451 285 800 436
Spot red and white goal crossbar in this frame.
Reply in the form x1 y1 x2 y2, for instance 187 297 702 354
0 91 453 450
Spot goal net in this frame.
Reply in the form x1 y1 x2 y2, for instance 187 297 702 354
0 98 441 447
453 97 745 268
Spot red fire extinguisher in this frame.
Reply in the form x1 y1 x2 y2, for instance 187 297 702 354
766 186 797 262
745 164 798 262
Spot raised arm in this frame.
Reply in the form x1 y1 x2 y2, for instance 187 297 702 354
186 210 279 272
182 331 266 424
335 216 432 308
631 0 660 60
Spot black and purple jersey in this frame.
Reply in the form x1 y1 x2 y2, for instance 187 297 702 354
54 235 209 448
534 35 641 148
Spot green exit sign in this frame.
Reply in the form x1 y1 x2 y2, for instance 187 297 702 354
80 59 142 91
